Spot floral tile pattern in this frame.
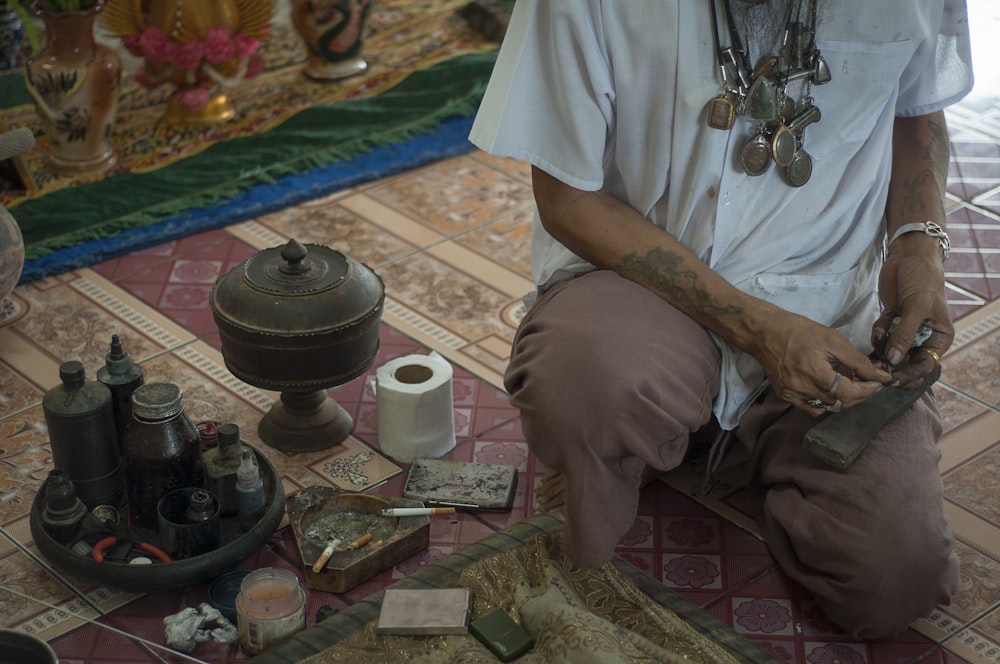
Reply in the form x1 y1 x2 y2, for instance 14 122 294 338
3 13 1000 663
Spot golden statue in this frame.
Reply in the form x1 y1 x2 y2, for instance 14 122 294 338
101 0 273 126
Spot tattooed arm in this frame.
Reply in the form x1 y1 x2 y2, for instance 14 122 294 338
874 110 954 387
530 166 891 413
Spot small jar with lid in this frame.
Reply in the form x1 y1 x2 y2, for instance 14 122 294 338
122 382 203 533
236 567 306 655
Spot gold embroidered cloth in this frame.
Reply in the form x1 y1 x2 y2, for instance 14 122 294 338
252 515 779 664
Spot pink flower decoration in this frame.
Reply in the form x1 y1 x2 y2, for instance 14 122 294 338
122 33 143 57
173 40 206 70
233 34 262 58
177 87 211 110
203 26 237 63
138 26 176 64
246 53 264 78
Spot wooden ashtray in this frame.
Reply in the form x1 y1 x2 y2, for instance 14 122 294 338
287 486 430 593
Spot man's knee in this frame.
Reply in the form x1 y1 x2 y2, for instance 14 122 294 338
820 543 959 639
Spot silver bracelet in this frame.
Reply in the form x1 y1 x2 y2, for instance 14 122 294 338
885 221 950 261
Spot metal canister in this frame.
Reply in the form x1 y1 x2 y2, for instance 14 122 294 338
42 360 124 508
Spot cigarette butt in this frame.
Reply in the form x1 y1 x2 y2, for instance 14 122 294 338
312 538 340 573
381 507 457 517
349 533 373 550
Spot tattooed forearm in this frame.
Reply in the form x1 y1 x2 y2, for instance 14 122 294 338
618 247 743 318
894 115 950 220
924 118 950 186
897 169 937 219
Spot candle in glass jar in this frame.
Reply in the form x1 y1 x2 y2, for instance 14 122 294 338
235 568 306 654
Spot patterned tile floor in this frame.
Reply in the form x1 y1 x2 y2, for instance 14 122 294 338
3 12 1000 664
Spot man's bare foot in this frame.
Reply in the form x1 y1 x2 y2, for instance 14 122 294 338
534 469 568 516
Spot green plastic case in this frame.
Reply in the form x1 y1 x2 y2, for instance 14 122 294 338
469 607 534 662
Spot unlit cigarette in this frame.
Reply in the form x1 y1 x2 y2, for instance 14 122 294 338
381 507 457 517
312 538 340 573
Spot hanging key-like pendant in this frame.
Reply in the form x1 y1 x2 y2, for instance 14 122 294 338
771 124 797 167
741 130 772 176
706 94 736 130
786 148 813 186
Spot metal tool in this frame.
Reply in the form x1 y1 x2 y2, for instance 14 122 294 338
804 365 940 470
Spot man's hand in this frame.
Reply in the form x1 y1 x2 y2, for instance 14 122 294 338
878 110 955 389
751 309 892 416
872 240 953 389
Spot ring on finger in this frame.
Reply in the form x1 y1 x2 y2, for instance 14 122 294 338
922 347 941 367
806 398 826 409
826 373 841 396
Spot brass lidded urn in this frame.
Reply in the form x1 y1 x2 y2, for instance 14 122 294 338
210 239 385 452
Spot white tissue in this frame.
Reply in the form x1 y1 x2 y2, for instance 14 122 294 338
375 352 456 463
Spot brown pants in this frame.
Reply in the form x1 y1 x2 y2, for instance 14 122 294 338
504 270 959 639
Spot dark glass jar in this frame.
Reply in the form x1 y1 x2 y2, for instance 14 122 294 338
122 382 203 533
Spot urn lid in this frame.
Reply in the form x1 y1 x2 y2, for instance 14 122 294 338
209 239 385 337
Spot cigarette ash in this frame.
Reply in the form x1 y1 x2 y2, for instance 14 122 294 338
303 510 395 547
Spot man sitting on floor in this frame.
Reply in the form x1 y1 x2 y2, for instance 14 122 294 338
469 0 974 639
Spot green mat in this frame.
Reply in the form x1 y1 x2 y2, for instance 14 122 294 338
8 49 498 268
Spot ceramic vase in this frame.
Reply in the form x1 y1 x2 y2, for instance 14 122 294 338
24 6 121 173
291 0 372 81
0 204 24 308
0 9 26 71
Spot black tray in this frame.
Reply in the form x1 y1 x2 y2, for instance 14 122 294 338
30 447 285 593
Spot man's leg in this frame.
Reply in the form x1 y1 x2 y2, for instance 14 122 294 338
504 270 721 568
739 390 959 639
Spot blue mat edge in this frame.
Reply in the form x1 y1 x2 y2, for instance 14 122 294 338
18 114 477 284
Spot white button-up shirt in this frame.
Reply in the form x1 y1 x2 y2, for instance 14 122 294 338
469 0 974 428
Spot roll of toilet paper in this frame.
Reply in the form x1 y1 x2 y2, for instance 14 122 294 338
375 352 456 463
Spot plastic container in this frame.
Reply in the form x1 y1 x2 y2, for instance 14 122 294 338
236 447 265 531
235 567 306 655
209 569 251 624
156 487 220 559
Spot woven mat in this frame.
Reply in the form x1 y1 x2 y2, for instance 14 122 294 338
251 515 780 664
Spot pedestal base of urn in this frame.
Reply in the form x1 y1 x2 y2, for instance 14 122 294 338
258 389 353 452
302 56 368 81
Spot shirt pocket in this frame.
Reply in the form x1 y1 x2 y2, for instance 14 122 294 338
735 262 876 332
805 39 915 159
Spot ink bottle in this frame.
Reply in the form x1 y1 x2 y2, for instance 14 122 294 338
42 360 124 508
122 382 203 533
202 423 243 516
236 447 265 531
96 334 144 447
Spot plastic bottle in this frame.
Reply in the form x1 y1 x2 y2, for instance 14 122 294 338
96 334 144 447
236 447 265 531
202 423 243 516
122 382 203 533
42 360 124 508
